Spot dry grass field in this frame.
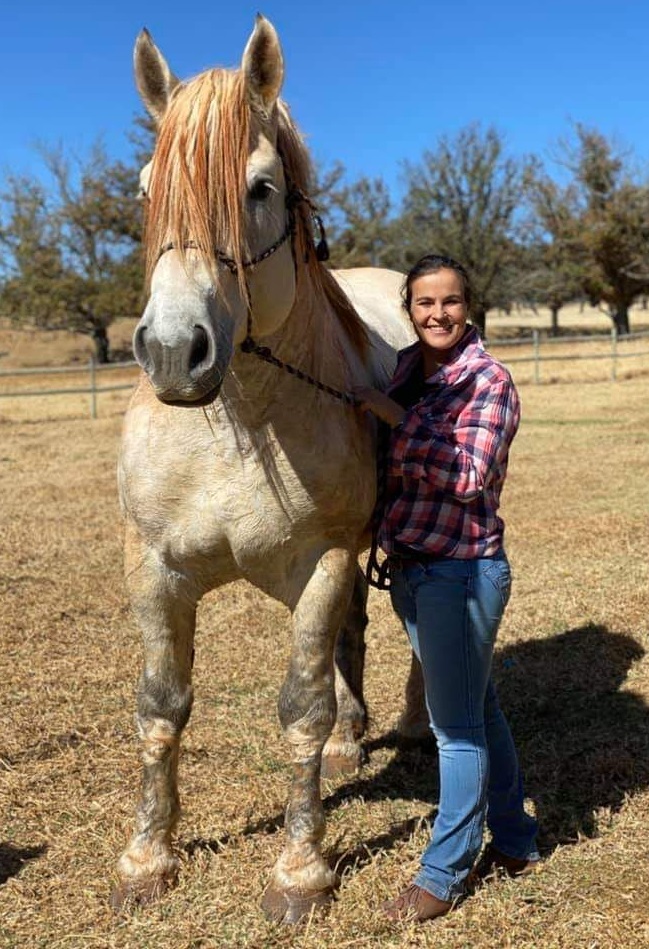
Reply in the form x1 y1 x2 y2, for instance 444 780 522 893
0 313 648 948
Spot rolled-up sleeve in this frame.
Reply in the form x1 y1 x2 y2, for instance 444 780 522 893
390 380 520 501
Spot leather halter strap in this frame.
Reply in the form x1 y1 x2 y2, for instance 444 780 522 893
156 216 294 273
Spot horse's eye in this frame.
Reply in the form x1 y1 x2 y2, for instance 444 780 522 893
248 179 277 202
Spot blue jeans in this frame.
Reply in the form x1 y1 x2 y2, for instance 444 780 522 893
390 550 539 901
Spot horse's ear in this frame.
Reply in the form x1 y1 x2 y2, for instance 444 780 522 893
134 29 180 126
241 15 284 114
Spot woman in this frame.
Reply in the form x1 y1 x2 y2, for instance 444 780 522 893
354 254 539 923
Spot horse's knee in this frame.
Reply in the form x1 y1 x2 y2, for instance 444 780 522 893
137 675 194 735
278 667 336 745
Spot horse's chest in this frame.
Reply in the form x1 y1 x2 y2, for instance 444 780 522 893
120 410 370 566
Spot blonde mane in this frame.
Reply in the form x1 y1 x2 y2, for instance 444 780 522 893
145 68 368 358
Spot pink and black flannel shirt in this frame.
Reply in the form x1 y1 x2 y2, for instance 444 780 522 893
376 325 520 563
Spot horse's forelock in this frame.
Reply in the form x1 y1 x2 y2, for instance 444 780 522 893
144 68 251 299
144 71 368 359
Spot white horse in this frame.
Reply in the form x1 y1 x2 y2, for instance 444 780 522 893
114 15 425 923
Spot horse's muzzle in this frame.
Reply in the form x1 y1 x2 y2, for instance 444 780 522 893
133 321 223 405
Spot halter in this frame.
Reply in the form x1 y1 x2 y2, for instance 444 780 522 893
156 189 357 406
156 216 294 276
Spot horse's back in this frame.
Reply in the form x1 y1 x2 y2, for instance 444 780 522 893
332 268 415 388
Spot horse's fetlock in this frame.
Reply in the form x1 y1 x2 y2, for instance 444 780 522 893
118 837 179 882
271 845 337 893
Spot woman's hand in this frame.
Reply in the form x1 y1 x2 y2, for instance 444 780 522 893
352 386 406 428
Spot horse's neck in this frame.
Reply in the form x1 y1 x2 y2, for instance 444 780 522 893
223 276 352 423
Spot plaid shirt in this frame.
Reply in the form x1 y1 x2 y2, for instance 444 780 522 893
376 325 520 562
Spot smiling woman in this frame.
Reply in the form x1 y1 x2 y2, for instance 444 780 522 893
405 255 471 373
355 252 541 926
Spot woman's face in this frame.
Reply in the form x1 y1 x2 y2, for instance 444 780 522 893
408 268 468 364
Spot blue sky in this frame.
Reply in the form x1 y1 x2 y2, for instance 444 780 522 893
2 0 648 199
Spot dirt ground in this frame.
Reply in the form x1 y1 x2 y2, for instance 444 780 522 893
0 324 648 947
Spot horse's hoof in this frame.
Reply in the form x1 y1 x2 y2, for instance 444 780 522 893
110 873 176 913
261 880 337 924
395 719 436 748
321 753 361 780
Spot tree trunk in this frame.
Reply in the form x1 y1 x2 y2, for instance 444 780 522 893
612 305 630 336
472 307 487 337
550 305 560 337
91 325 110 363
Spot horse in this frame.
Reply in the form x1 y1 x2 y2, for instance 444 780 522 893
113 15 427 924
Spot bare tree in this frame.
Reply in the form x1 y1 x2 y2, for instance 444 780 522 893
529 126 649 335
0 142 143 362
326 175 398 269
400 124 531 335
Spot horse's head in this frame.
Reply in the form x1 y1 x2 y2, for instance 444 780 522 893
133 17 304 406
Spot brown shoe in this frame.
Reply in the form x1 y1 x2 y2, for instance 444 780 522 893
470 844 540 884
381 883 453 922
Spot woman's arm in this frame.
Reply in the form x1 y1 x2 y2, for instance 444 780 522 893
353 386 406 428
392 380 520 501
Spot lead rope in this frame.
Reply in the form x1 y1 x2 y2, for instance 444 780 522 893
236 190 358 406
240 315 357 405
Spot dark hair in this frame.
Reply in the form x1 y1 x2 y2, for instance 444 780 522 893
401 254 472 313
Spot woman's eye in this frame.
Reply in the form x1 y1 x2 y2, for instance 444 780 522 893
248 180 276 202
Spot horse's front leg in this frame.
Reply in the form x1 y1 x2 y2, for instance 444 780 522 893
111 525 196 911
262 547 356 924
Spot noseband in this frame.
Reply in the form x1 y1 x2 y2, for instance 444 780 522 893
156 190 357 406
156 187 328 274
156 214 295 277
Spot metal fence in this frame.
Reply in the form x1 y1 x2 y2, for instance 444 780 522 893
490 328 649 384
0 328 648 418
0 359 138 419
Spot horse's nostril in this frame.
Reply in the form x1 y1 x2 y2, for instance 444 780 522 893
189 325 210 372
133 324 151 371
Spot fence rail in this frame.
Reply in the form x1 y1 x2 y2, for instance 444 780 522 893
0 328 647 418
0 359 138 418
490 327 649 384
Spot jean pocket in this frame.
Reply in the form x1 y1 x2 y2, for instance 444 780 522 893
482 559 512 609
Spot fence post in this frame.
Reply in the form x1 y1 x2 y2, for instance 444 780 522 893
533 330 540 384
89 358 97 419
610 327 618 381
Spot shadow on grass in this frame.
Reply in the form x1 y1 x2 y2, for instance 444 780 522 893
494 623 648 849
184 624 648 867
0 843 47 885
333 622 649 862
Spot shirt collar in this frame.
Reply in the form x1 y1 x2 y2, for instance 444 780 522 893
390 324 483 393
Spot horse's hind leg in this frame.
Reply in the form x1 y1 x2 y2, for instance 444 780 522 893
262 547 356 924
322 565 368 778
111 526 196 912
396 649 431 743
